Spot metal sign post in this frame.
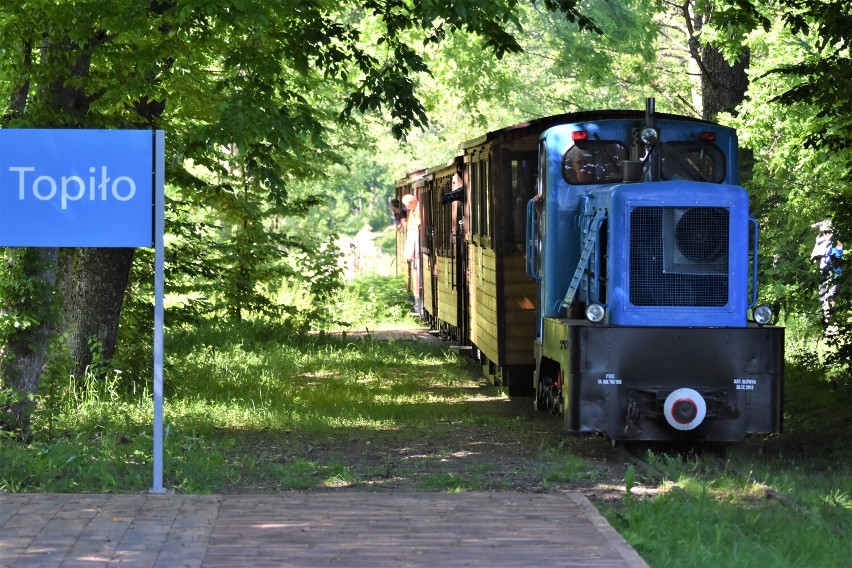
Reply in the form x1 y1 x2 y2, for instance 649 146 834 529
151 130 166 494
0 128 166 493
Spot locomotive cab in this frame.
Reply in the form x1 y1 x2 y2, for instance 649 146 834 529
528 107 784 443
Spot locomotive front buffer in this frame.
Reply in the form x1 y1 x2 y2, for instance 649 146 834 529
537 319 784 442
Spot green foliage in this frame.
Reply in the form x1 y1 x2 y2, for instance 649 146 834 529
2 0 602 416
375 229 399 257
332 274 413 329
624 464 636 496
266 458 361 490
341 0 597 138
391 0 694 178
539 447 595 485
112 197 345 380
708 2 852 369
301 132 399 235
0 248 62 431
1 300 850 568
760 354 852 463
603 353 852 567
0 249 59 350
0 386 34 432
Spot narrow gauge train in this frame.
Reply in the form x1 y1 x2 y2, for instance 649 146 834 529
395 101 784 442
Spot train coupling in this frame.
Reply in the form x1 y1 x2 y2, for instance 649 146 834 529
623 388 739 438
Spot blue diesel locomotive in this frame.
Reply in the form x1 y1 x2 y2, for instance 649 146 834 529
397 100 784 443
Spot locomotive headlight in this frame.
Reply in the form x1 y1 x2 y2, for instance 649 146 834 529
585 303 606 323
753 304 774 325
640 126 659 145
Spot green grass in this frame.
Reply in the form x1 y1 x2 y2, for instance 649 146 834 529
416 471 504 492
612 487 847 567
601 358 852 567
0 323 481 493
538 442 599 486
2 285 852 567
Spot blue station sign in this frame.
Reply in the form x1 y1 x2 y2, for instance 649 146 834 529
0 129 154 247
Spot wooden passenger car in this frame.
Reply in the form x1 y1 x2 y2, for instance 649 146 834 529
459 120 542 394
417 158 465 335
398 115 601 394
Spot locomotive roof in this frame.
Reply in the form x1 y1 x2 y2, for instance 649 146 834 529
395 156 463 186
461 109 718 149
394 167 429 187
396 109 724 185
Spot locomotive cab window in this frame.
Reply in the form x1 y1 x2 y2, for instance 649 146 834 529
562 142 627 184
660 142 725 183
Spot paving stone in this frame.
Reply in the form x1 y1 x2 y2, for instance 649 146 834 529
0 492 647 567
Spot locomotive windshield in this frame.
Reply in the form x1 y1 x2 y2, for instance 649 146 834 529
660 142 726 183
561 138 726 185
562 142 627 184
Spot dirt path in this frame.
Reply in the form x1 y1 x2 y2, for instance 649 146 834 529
302 327 643 505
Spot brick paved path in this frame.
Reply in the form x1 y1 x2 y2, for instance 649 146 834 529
1 492 647 567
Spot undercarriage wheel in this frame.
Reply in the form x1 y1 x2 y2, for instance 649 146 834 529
550 370 564 417
535 370 563 417
534 375 548 412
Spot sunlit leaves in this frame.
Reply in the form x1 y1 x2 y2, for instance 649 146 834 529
0 0 607 348
711 1 852 360
541 0 602 33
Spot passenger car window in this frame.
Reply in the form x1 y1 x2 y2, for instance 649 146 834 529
510 154 536 250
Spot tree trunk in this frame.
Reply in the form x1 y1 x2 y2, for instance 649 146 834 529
59 248 135 379
700 45 750 121
34 35 136 383
0 248 58 434
682 1 752 180
683 2 750 121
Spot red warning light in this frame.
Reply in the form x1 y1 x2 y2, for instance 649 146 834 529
572 130 589 141
699 131 717 141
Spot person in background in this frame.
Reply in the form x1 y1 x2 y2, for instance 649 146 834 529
811 220 843 329
390 198 407 231
402 194 419 260
401 194 421 312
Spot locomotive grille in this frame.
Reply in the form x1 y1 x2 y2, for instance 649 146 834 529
629 206 729 307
